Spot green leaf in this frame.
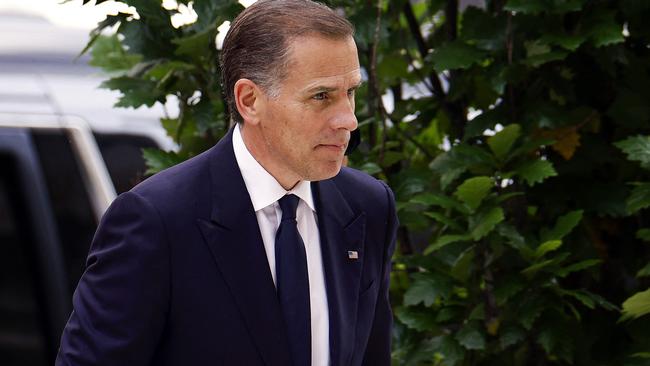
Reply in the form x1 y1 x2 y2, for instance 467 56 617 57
423 212 465 231
382 151 406 167
411 193 466 212
403 273 453 306
470 207 505 240
541 210 584 242
518 296 546 330
435 307 464 323
487 124 521 160
394 306 438 331
627 183 650 213
584 291 619 312
526 40 551 57
172 25 217 57
636 263 650 278
100 76 163 108
524 50 569 68
494 276 526 305
142 148 185 174
584 10 625 47
80 12 131 57
358 162 381 175
556 259 602 277
615 135 650 170
424 234 471 255
521 258 556 276
89 34 142 73
430 335 465 366
537 318 574 363
196 97 225 128
620 288 650 321
193 0 243 30
429 41 487 72
377 53 410 80
431 144 497 189
460 6 507 51
637 229 650 242
450 247 475 282
559 289 596 309
454 176 494 211
118 19 172 59
515 159 558 186
540 32 587 51
455 322 486 350
499 325 526 349
521 252 570 277
534 240 563 258
429 152 468 190
498 224 535 260
145 60 195 80
468 303 485 320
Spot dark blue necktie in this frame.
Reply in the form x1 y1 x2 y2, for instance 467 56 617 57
275 194 311 366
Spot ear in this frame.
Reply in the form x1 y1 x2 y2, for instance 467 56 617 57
234 78 263 125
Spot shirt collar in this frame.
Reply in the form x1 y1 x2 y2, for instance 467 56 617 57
232 124 315 212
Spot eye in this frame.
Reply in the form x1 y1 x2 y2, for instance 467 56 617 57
347 88 356 98
313 92 328 100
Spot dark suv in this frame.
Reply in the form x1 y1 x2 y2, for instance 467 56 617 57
0 113 163 365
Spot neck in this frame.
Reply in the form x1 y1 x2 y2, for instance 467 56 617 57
239 124 301 191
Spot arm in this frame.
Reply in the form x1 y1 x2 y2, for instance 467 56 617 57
362 181 398 365
56 191 170 365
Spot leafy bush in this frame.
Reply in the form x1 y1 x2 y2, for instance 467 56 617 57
82 0 650 364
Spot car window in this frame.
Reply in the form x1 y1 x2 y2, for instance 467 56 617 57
31 129 96 293
0 152 48 366
93 132 158 194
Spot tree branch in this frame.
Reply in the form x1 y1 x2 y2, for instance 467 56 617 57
403 0 467 140
402 2 446 99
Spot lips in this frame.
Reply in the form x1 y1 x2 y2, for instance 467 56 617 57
316 141 347 150
316 136 349 152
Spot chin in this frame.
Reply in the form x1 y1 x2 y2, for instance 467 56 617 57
308 161 343 181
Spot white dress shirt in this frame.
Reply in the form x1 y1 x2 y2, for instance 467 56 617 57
232 125 330 366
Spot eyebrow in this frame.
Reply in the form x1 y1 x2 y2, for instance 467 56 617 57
304 80 364 94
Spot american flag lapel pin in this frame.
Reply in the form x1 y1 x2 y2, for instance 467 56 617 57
348 250 359 260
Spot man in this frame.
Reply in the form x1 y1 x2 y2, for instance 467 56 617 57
56 0 397 365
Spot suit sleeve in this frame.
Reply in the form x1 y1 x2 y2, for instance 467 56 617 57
362 181 398 365
56 191 170 365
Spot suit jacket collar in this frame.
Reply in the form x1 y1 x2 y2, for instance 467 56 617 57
197 128 366 365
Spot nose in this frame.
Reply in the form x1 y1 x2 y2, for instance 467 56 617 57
331 97 358 131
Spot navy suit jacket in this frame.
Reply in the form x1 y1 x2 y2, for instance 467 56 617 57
56 129 398 365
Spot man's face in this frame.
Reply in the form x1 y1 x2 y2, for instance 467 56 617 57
243 35 361 188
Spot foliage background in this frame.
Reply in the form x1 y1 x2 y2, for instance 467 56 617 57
81 0 650 364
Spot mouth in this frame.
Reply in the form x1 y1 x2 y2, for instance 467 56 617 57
316 142 347 152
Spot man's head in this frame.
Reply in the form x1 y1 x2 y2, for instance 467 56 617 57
221 0 355 124
221 0 361 188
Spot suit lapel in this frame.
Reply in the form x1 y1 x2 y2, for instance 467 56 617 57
196 129 292 366
313 179 366 366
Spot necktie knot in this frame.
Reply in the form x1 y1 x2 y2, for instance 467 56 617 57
278 194 299 221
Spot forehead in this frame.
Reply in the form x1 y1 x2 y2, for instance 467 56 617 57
283 35 361 88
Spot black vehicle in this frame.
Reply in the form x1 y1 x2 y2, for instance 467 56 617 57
0 114 163 365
